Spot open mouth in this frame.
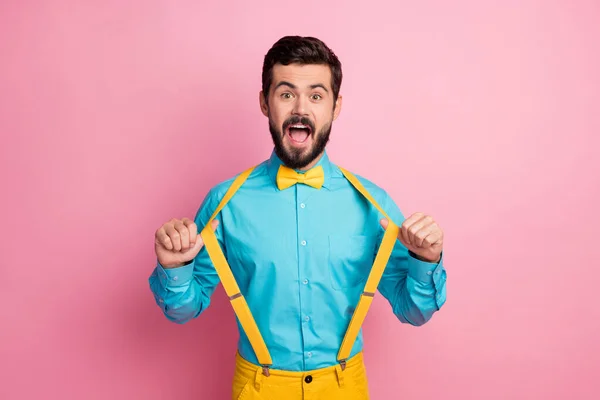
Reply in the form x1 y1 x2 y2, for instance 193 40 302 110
286 124 313 144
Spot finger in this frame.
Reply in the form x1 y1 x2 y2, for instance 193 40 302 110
173 219 190 251
380 216 409 246
193 220 219 249
421 229 442 249
164 223 182 252
405 214 432 247
191 233 204 250
182 217 198 246
401 213 425 246
189 220 220 250
381 218 410 248
155 226 173 250
191 219 219 246
379 218 389 230
414 223 437 248
399 226 411 248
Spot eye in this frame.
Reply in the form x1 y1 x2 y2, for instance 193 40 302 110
281 92 293 99
311 94 322 101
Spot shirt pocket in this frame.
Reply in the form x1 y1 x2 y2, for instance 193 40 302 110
328 235 378 290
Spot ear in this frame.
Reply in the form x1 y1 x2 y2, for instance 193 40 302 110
259 90 269 117
333 94 343 121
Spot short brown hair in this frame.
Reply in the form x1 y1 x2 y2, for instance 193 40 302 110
262 36 343 103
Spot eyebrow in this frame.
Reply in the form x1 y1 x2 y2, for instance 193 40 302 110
274 81 329 93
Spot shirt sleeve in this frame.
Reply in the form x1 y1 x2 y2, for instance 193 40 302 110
376 192 447 326
148 188 224 324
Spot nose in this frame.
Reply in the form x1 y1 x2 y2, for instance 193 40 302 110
292 95 309 116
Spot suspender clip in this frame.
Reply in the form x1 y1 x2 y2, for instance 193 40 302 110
261 365 271 377
339 359 347 371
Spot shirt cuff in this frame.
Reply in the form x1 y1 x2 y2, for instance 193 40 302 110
156 260 194 287
408 251 444 283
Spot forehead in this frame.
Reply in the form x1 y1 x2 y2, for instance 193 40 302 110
271 63 332 90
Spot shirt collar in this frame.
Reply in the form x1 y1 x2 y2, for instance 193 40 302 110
267 148 332 190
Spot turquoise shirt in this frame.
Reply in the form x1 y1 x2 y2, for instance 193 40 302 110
149 149 447 371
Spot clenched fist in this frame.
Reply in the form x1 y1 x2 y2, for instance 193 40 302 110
380 212 443 263
154 217 220 269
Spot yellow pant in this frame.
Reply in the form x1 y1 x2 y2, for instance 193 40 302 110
231 351 370 400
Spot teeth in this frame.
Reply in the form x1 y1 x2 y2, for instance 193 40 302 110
291 124 308 129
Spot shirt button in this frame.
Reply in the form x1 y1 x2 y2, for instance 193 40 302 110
426 271 432 276
303 279 309 285
159 298 164 303
307 352 312 358
304 316 310 322
300 203 306 208
172 276 178 281
304 375 313 383
301 240 307 246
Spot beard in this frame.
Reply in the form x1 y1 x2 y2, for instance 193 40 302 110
269 114 332 170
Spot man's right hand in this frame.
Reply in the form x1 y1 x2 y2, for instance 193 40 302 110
154 218 220 269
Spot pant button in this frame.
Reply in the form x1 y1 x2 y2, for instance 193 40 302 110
304 375 313 383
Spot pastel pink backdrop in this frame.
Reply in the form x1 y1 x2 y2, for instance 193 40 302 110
1 1 598 399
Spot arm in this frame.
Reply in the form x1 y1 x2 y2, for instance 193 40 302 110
148 189 224 324
377 195 447 326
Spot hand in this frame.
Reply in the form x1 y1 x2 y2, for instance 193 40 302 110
154 217 220 269
380 212 443 263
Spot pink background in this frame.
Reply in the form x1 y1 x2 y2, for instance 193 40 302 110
1 1 599 399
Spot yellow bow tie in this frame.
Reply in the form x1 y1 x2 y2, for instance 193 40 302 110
276 165 325 190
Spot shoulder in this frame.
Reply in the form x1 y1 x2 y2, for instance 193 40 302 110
206 160 269 201
331 163 390 201
330 163 405 220
195 160 268 223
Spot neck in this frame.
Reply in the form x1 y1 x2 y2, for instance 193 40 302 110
297 151 325 171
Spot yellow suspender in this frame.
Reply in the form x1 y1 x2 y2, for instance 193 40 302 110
199 165 400 373
336 167 400 368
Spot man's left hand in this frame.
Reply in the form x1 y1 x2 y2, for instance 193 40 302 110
380 212 443 263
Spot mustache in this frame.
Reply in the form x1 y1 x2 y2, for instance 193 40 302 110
282 116 315 134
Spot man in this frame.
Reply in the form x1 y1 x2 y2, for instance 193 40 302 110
149 36 447 399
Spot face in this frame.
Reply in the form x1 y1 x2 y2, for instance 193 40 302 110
260 63 342 170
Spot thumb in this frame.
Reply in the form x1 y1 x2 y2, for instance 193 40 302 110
380 218 405 246
380 218 389 229
191 220 220 251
